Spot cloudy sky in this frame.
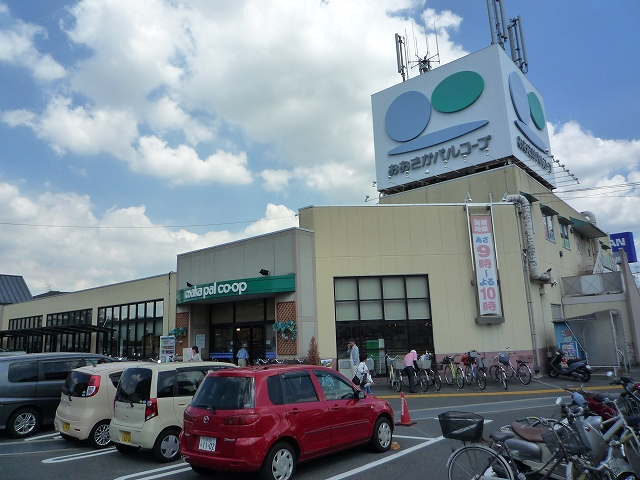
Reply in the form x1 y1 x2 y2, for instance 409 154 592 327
0 0 638 295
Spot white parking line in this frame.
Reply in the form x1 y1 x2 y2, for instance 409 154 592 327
42 447 117 463
24 432 61 442
113 464 191 480
324 436 444 480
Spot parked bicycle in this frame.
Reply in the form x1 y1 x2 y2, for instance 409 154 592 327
385 354 401 391
442 354 465 389
489 347 532 386
416 352 441 392
461 350 486 390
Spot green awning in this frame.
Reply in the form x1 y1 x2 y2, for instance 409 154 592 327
557 216 572 225
540 204 558 216
519 192 538 203
570 217 608 239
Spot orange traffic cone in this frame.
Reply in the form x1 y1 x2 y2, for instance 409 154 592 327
395 392 417 426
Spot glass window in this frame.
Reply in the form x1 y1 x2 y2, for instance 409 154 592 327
313 371 355 401
334 278 357 301
266 375 284 405
236 300 264 323
8 361 38 383
157 371 175 398
406 276 429 298
193 376 255 410
121 305 129 321
146 302 154 318
63 371 93 397
116 368 152 403
155 301 163 318
137 303 146 319
358 277 381 300
266 298 275 321
113 307 120 321
43 359 85 381
560 223 571 249
176 370 206 396
360 300 382 320
109 372 123 388
543 213 555 242
211 303 233 324
282 372 318 403
384 299 406 320
408 299 430 319
382 277 405 299
335 301 358 321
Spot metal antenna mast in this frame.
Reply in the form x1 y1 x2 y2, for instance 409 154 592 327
410 20 440 74
395 33 408 81
486 0 529 73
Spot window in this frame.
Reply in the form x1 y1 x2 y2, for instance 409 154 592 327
314 371 355 401
42 359 85 381
267 375 284 405
176 369 207 396
8 361 38 383
282 372 318 403
560 223 571 249
193 376 255 410
542 212 555 242
157 370 175 398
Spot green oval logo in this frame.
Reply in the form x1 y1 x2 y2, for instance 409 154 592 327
432 71 484 113
528 92 545 130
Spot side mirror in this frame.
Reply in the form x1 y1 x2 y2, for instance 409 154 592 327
358 390 366 400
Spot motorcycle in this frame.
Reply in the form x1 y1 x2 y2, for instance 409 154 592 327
547 350 591 381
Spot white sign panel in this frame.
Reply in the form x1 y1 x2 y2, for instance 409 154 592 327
371 44 555 190
471 215 502 317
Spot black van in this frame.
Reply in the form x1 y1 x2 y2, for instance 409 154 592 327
0 352 114 438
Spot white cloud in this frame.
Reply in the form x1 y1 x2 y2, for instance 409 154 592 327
0 8 65 81
135 136 253 185
260 169 293 193
549 121 640 240
0 181 297 293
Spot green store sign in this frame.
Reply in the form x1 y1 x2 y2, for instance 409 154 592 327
176 274 295 304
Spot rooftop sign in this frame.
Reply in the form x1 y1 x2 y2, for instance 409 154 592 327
371 44 555 190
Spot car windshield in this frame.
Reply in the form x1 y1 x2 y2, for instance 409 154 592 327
63 371 94 397
115 367 152 404
192 376 255 410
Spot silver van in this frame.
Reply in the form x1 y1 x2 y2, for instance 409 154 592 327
0 352 114 437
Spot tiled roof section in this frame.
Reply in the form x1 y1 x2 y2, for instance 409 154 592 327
0 275 33 305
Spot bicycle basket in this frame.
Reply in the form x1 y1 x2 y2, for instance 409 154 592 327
438 411 484 442
416 358 432 370
541 424 590 455
393 358 405 370
475 356 485 370
618 396 640 427
469 350 479 359
498 352 510 365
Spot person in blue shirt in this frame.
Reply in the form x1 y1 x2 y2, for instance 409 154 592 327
237 343 249 366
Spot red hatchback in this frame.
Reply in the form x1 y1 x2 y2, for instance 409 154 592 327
179 364 394 480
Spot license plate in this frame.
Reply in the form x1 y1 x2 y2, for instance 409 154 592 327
121 431 132 443
63 423 70 432
198 436 216 452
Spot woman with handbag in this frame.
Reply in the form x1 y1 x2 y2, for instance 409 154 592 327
357 353 373 394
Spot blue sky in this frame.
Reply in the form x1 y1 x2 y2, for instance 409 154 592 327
0 0 638 294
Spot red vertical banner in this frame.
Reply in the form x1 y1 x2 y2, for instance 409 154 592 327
470 215 502 317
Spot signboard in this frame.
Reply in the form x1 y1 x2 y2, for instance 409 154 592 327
160 335 176 363
176 274 295 304
470 215 502 317
371 44 555 191
195 333 206 350
610 232 637 263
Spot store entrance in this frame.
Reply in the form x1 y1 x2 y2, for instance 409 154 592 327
211 323 275 365
235 325 264 365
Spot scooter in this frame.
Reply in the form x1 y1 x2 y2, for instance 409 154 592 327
547 350 591 381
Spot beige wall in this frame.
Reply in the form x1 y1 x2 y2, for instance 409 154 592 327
2 273 177 350
299 203 537 359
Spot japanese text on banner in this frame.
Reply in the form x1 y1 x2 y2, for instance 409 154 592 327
471 215 502 316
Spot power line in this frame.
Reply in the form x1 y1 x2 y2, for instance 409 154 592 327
0 214 299 230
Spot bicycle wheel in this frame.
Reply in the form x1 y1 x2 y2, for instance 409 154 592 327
395 371 402 393
489 364 499 382
565 460 606 480
401 370 410 389
455 366 465 389
517 363 532 385
387 367 393 388
447 444 515 480
498 367 508 390
433 371 442 391
419 370 428 393
504 364 515 380
464 365 473 385
477 371 487 390
444 364 453 385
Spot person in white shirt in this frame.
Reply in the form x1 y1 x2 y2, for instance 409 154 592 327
357 353 373 394
189 345 202 362
348 338 359 380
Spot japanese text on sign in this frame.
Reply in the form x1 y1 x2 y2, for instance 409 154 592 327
471 215 502 316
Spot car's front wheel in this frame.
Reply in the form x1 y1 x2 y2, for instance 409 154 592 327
153 428 181 462
369 416 392 453
261 441 296 480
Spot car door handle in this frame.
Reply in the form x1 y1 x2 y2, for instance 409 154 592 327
178 402 187 406
330 406 341 411
289 410 301 415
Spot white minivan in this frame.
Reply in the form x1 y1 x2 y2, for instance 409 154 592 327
54 361 141 448
109 361 233 462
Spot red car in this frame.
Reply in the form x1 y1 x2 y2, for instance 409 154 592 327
179 364 394 480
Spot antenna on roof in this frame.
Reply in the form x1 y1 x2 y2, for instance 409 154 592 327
410 20 440 74
395 33 408 81
486 0 529 73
